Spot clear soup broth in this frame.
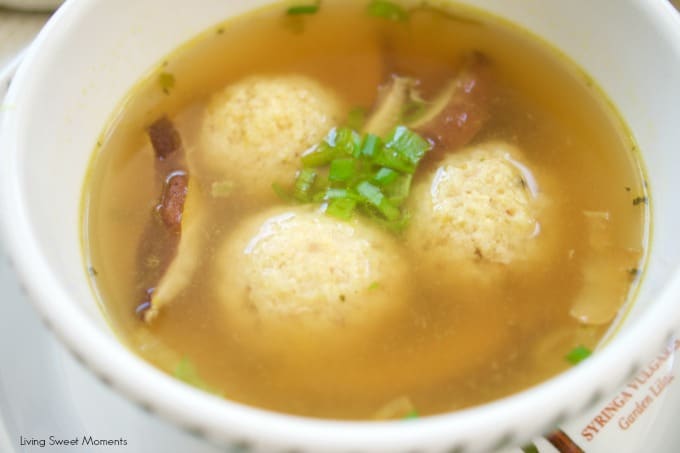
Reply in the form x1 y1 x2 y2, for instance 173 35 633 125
84 0 648 419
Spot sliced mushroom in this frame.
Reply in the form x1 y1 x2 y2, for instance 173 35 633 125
363 76 416 137
363 52 492 163
569 211 642 325
410 52 492 154
145 177 206 323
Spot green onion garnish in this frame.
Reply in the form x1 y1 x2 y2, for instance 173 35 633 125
367 0 409 22
174 357 212 392
324 188 348 199
159 72 175 93
272 182 293 202
335 127 362 157
357 181 400 221
566 345 592 365
385 125 431 168
373 167 398 186
356 181 385 207
384 174 412 204
326 197 357 220
286 2 320 15
403 410 420 420
369 210 411 233
329 158 357 182
302 142 336 168
294 168 317 201
275 125 431 231
364 126 430 175
361 133 382 158
377 198 401 221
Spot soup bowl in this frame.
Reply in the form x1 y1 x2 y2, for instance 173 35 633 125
2 0 680 451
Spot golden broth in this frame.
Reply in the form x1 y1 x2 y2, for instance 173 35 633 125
84 0 648 419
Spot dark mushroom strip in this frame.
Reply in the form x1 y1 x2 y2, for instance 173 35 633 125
362 53 492 165
135 213 182 317
144 177 205 323
135 116 189 319
159 171 189 233
409 53 492 156
148 115 182 160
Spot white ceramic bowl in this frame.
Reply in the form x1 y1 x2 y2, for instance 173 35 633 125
2 0 680 452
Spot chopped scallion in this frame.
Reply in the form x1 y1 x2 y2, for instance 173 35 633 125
357 181 385 207
371 210 411 233
361 133 381 158
356 182 400 221
294 168 317 201
385 125 431 167
367 0 409 21
302 142 337 167
280 125 430 231
384 174 412 204
566 345 592 365
377 198 401 221
326 197 357 220
324 127 339 147
286 2 320 15
373 147 417 174
373 167 398 186
159 72 175 93
174 357 213 393
329 158 357 182
272 182 293 202
335 127 362 157
403 410 419 420
324 188 351 200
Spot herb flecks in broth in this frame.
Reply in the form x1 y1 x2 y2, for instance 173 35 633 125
286 1 321 16
84 0 648 419
565 345 592 365
158 72 176 95
174 357 221 395
373 396 417 420
367 0 409 22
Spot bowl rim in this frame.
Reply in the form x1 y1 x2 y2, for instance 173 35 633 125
3 0 680 451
